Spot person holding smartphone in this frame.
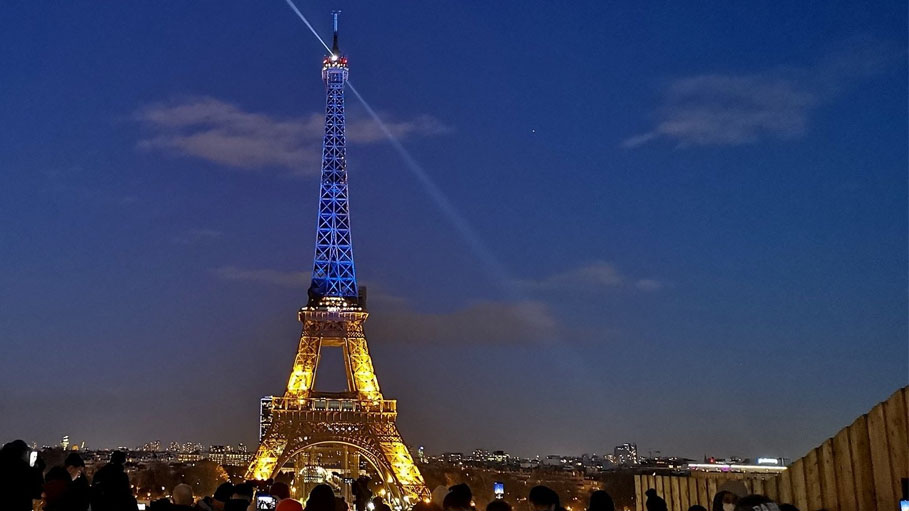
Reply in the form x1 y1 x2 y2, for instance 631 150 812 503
0 439 44 511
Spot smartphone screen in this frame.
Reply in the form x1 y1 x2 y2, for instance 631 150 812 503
137 505 147 511
899 500 909 511
257 495 277 510
29 451 37 467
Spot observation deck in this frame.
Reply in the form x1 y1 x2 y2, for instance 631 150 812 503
272 395 397 415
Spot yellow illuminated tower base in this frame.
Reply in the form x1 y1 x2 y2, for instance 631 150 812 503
247 301 429 505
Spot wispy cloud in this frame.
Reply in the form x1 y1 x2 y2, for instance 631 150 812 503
211 265 309 288
516 260 662 293
134 96 450 173
210 265 557 344
624 38 898 148
369 299 558 345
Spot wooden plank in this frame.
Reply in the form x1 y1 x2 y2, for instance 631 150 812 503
777 466 792 505
789 458 808 511
634 475 643 511
751 477 763 495
679 475 689 510
764 474 778 502
698 476 709 508
685 477 698 511
850 415 876 511
707 478 718 506
655 476 665 502
885 387 909 502
868 402 895 510
903 386 909 450
670 477 681 511
804 449 823 510
833 425 857 510
817 438 838 510
688 477 707 506
640 474 649 509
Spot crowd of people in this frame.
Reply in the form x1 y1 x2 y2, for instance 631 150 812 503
644 482 813 511
2 439 813 511
1 441 138 511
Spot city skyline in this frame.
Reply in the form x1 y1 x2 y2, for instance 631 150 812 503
1 1 906 463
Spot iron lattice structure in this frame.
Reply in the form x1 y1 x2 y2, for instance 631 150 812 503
311 13 356 298
247 14 429 505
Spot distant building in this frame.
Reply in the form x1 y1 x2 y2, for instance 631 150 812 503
207 445 251 466
472 449 490 462
176 452 204 463
542 455 564 467
614 443 638 465
260 396 276 442
687 461 787 474
442 452 463 464
61 435 70 450
170 442 203 454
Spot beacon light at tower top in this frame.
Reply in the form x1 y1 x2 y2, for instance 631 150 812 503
323 55 347 68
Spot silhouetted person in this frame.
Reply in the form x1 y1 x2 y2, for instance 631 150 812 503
688 506 708 511
45 452 91 511
352 476 373 511
305 484 337 511
414 501 441 511
45 465 73 509
226 482 255 511
587 490 614 511
224 499 249 511
196 482 234 511
712 480 747 511
0 440 43 510
734 495 780 511
371 496 392 511
528 486 564 511
150 497 173 511
644 488 667 511
443 484 473 511
278 499 304 511
91 451 137 511
486 500 512 511
171 483 195 511
271 481 291 503
777 505 798 511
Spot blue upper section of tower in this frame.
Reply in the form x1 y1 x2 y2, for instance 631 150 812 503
309 12 358 302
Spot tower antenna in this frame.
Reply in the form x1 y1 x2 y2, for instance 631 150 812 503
331 10 340 55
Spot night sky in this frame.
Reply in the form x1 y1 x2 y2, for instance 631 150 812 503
1 2 906 461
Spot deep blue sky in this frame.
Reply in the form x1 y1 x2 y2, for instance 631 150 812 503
1 1 906 460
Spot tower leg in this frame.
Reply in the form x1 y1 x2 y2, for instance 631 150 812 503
247 435 286 481
346 335 382 400
286 333 322 399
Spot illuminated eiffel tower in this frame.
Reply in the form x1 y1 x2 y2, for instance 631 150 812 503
247 13 429 505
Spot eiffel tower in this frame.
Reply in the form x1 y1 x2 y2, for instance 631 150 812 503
246 12 429 505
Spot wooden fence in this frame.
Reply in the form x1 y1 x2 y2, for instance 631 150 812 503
633 386 908 511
